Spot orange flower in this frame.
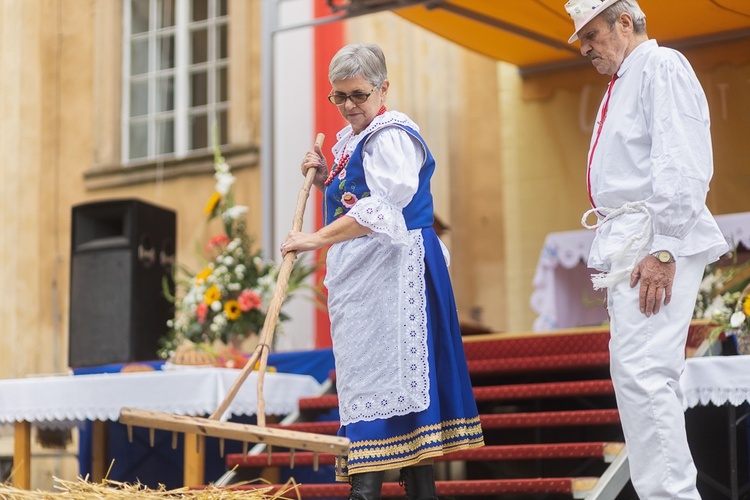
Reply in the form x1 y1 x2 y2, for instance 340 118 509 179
196 302 208 323
206 234 231 252
744 295 750 317
238 290 262 311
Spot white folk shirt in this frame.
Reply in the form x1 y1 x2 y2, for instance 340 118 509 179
587 39 728 273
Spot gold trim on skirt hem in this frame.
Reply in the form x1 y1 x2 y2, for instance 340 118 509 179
335 440 485 481
334 417 484 481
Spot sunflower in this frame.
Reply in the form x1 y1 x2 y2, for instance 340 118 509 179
195 267 212 284
224 300 242 321
204 285 221 305
744 295 750 316
203 191 221 215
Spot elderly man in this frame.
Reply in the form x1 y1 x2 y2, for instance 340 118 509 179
564 0 728 498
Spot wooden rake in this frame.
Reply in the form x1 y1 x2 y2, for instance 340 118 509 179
120 133 349 470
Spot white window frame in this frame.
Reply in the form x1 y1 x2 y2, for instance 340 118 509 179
122 0 228 164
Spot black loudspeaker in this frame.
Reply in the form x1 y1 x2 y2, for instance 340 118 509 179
69 199 176 367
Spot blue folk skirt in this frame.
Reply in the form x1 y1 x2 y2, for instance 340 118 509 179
335 228 484 481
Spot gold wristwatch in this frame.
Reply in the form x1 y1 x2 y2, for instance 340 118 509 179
653 250 675 263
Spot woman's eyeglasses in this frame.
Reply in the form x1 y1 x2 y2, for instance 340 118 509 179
328 87 377 105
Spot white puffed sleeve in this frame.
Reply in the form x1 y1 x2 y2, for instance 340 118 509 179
345 126 425 246
644 57 712 257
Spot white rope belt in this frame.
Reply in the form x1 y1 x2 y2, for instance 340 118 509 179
581 201 652 290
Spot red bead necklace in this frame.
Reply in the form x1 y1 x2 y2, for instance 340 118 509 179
324 106 387 186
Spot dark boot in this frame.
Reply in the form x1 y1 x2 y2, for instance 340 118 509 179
349 471 385 500
399 464 438 500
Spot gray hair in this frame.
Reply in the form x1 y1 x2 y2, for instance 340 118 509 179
328 44 388 86
601 0 647 35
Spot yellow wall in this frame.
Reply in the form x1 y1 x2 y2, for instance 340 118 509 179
0 0 262 382
0 0 262 487
1 0 58 378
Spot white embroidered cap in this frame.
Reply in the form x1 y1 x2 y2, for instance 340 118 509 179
565 0 622 43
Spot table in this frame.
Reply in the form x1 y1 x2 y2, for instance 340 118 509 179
0 367 322 489
530 229 604 331
531 211 750 331
681 356 750 499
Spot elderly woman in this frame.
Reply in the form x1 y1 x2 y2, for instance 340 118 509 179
281 43 483 500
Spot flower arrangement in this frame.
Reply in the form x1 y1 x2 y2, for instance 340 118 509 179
158 140 317 362
693 248 750 354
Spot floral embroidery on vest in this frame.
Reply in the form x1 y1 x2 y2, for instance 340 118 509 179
330 178 370 220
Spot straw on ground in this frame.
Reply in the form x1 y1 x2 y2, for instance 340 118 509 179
0 476 301 499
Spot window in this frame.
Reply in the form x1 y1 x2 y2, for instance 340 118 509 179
124 0 228 163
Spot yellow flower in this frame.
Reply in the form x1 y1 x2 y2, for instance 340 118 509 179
204 192 221 215
744 295 750 317
195 267 212 284
204 285 221 305
224 300 242 321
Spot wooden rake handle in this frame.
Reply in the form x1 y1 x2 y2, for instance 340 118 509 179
210 133 324 423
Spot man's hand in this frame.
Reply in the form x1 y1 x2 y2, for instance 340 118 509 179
630 255 675 317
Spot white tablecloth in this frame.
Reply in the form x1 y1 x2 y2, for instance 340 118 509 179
681 356 750 410
0 367 322 428
531 212 750 331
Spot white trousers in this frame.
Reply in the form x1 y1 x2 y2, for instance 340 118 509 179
607 251 707 500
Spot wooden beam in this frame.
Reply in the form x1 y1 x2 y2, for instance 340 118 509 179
13 421 31 489
91 420 108 482
120 408 349 455
184 434 205 487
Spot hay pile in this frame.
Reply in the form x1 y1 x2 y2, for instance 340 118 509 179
0 477 301 499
